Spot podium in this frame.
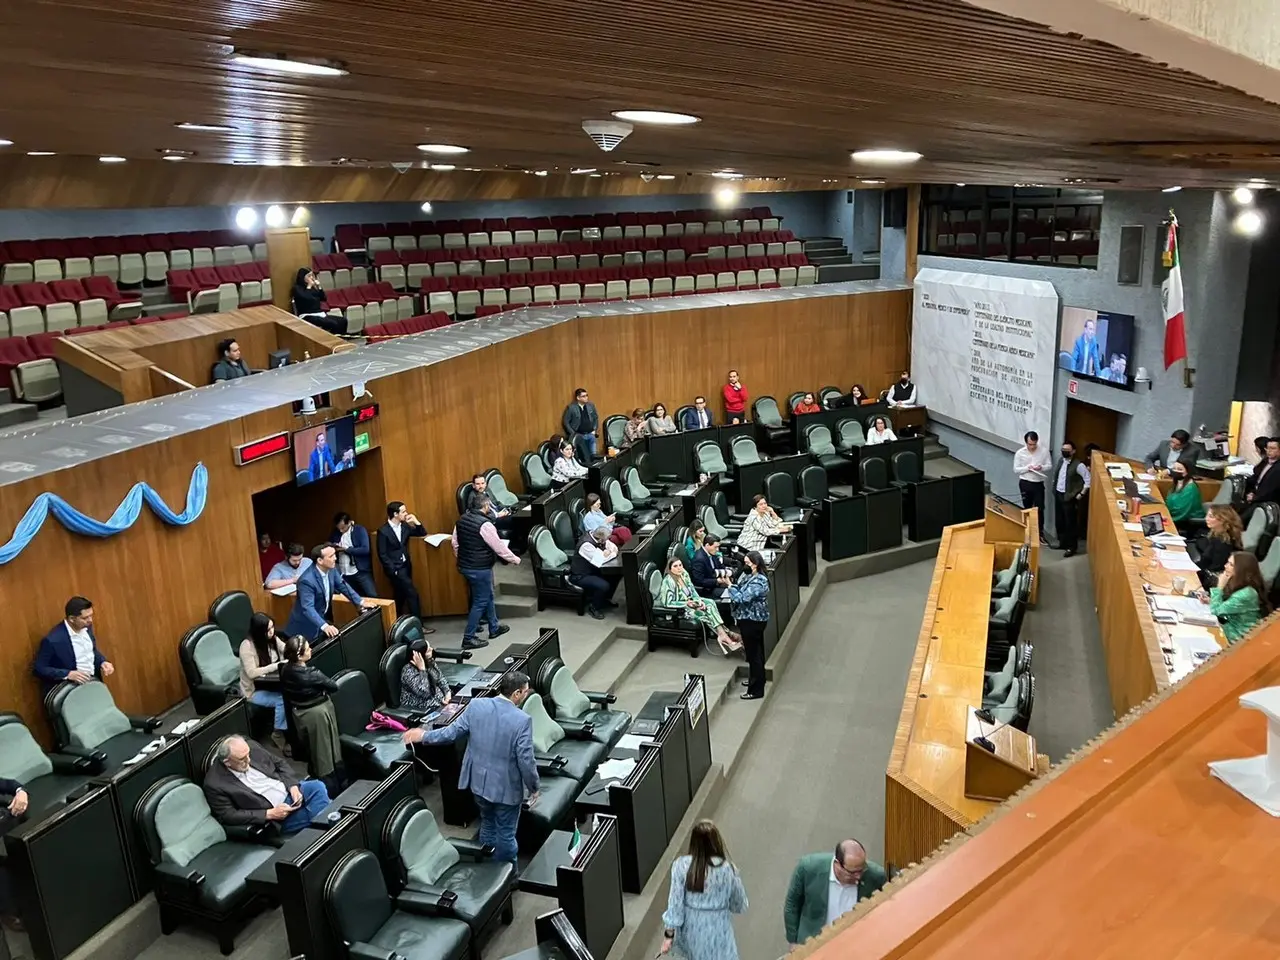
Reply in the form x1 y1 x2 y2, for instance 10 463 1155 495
984 497 1040 604
964 707 1043 802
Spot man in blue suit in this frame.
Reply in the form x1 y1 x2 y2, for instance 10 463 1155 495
330 511 378 599
682 395 715 431
689 536 732 598
307 430 338 481
33 596 115 693
403 671 539 865
283 545 376 641
1070 316 1104 377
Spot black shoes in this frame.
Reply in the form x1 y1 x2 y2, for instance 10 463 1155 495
587 608 606 620
1064 549 1077 558
462 638 490 649
488 624 511 640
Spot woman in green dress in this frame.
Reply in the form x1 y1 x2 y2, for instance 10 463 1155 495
1207 551 1271 644
657 558 741 655
1165 460 1205 532
684 519 707 562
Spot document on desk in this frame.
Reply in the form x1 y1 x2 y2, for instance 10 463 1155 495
615 733 649 751
671 486 697 497
1106 462 1134 479
269 584 298 597
595 758 636 783
1155 550 1199 572
1123 522 1144 532
1149 533 1187 547
1153 595 1218 625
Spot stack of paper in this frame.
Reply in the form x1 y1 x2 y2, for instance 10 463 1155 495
1149 532 1187 547
1155 549 1199 572
1107 462 1134 480
596 758 637 783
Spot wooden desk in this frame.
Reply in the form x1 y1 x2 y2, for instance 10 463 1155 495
984 498 1040 604
263 591 397 637
1088 453 1226 718
885 520 998 867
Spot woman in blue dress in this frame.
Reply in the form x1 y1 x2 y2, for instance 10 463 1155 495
660 820 748 960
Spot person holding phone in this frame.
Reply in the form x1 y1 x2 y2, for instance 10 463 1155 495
203 735 330 837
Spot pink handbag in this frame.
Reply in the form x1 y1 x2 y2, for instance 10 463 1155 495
365 710 408 733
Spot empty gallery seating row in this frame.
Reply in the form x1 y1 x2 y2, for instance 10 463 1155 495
334 207 783 253
165 264 274 312
412 256 812 292
364 312 455 340
0 277 146 335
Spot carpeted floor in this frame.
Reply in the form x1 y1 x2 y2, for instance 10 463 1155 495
691 548 1113 960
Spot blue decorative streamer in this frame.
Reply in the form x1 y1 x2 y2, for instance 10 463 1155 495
0 463 209 565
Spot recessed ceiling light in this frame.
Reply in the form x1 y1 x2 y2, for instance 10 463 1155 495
26 151 55 156
159 149 195 160
229 51 348 77
176 121 236 132
715 186 738 206
570 167 597 175
588 173 603 178
417 143 470 155
955 182 966 187
264 205 287 228
0 140 12 147
656 174 676 180
1235 209 1264 236
1162 185 1183 193
533 170 548 177
712 171 743 180
420 201 434 214
235 207 258 230
860 179 886 185
1234 186 1256 205
291 206 311 227
610 110 701 125
428 163 456 171
98 155 127 163
851 149 922 164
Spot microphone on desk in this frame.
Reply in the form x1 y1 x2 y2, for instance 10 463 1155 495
972 707 1016 754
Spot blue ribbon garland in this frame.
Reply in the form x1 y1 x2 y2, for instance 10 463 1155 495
0 462 209 565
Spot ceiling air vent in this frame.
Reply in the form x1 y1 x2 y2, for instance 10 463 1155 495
582 120 633 152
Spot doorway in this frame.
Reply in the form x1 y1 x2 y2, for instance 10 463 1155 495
1064 399 1119 453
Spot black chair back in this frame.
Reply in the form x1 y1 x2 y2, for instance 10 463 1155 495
798 464 828 501
764 471 799 511
380 641 411 708
330 669 376 736
323 849 394 947
891 450 922 484
711 490 733 525
674 405 694 430
860 458 890 490
208 590 253 644
455 481 471 515
569 497 586 536
550 509 575 552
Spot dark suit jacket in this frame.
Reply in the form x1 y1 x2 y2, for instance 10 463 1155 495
203 741 300 826
1145 439 1202 470
33 622 107 691
682 407 715 431
1248 459 1280 505
377 520 427 577
689 548 723 594
283 564 363 640
330 523 374 575
562 401 599 439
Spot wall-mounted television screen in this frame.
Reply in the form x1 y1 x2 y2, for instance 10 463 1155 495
1058 306 1136 390
293 415 357 486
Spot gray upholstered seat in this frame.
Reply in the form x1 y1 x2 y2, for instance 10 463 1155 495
730 436 762 466
694 440 728 476
520 451 553 494
835 418 865 452
547 664 631 747
524 693 606 781
804 424 848 472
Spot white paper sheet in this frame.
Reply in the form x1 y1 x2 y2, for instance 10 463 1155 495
1123 522 1143 532
423 533 452 547
596 758 637 782
1155 550 1199 572
615 733 649 751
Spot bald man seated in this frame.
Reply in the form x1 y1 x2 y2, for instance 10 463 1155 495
203 735 330 837
783 839 888 946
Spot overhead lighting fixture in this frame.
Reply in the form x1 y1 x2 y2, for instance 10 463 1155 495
420 201 434 214
1235 208 1264 236
235 207 258 230
229 50 348 77
159 149 194 161
656 174 676 180
712 170 742 180
1234 186 1256 205
1249 178 1269 186
955 182 966 187
715 186 738 207
570 167 597 175
417 143 470 155
232 159 257 165
98 155 127 164
0 139 12 147
264 205 287 228
610 109 701 125
533 170 548 177
428 163 456 171
860 179 886 185
26 151 55 156
588 173 603 178
175 121 235 132
851 149 922 164
1162 185 1183 193
291 206 311 227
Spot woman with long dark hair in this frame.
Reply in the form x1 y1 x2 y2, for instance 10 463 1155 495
1165 460 1205 533
1208 551 1271 644
280 635 344 790
399 638 451 714
660 820 748 959
238 612 288 750
726 551 770 700
292 267 345 335
1192 505 1243 590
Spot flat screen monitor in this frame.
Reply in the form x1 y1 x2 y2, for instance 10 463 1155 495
1058 306 1136 390
293 414 356 486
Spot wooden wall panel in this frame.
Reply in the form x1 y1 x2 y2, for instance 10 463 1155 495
0 290 909 741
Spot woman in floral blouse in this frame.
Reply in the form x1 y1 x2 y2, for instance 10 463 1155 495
657 558 742 655
725 552 770 699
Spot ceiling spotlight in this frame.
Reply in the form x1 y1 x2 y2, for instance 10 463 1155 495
656 174 676 180
1234 186 1256 205
230 51 348 77
98 155 127 164
589 173 603 178
160 149 194 160
264 205 287 228
0 139 12 147
1235 209 1265 236
715 186 738 206
1162 185 1183 193
417 143 470 155
235 207 258 230
570 167 597 175
428 163 456 171
860 179 886 185
291 206 311 227
26 151 55 156
533 170 548 177
420 201 434 214
175 121 236 132
712 171 743 180
955 182 966 187
610 110 701 125
851 149 922 164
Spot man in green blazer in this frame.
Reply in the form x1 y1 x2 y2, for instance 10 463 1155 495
784 839 888 946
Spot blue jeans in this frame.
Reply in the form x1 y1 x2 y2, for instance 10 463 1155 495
461 567 499 641
250 689 286 731
280 780 330 836
474 794 521 865
574 433 597 462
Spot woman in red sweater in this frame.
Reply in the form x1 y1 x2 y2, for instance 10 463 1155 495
722 369 749 424
793 392 822 415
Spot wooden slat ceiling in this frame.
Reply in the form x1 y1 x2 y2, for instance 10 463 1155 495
3 0 1280 189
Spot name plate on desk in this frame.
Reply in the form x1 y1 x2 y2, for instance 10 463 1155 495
964 707 1041 802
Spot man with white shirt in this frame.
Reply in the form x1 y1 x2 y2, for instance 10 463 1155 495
203 735 329 837
681 395 715 431
569 527 622 620
1053 440 1091 558
1013 431 1052 539
330 512 377 599
283 544 377 641
33 596 115 693
783 839 888 947
377 500 434 629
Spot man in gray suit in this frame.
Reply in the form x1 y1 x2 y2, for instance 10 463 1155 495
403 671 539 865
1144 429 1202 472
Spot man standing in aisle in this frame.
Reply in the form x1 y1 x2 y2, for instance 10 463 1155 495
1053 440 1090 558
1013 431 1051 541
562 387 599 462
377 500 436 632
783 839 888 948
402 671 539 867
451 495 519 650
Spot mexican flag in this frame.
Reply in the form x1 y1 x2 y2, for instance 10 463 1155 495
1161 214 1188 369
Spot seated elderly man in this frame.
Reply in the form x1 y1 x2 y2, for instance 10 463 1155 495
203 735 330 837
